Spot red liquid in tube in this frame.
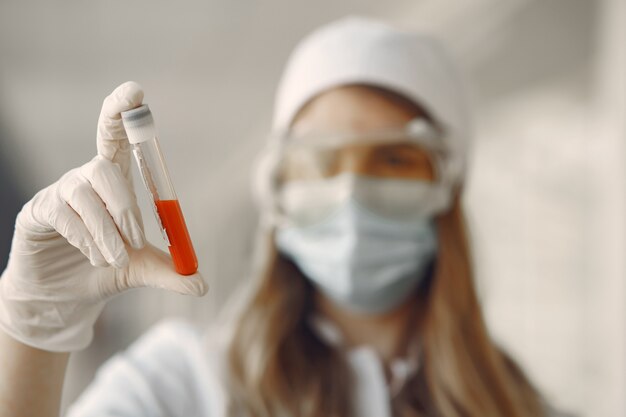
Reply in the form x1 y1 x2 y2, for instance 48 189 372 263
121 104 199 276
155 199 198 275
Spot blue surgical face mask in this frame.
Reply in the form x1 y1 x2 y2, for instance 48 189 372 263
275 173 447 315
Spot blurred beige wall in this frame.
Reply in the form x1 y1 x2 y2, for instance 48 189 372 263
0 0 623 416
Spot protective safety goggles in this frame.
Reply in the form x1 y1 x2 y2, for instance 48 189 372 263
254 118 453 226
273 118 448 184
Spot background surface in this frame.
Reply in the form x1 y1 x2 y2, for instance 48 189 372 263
0 0 624 415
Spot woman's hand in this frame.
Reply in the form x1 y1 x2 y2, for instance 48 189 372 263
0 81 207 353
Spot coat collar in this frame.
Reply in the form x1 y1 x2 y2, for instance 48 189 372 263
309 314 422 399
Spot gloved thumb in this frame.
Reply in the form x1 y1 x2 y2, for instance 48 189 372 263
114 242 208 297
96 81 144 179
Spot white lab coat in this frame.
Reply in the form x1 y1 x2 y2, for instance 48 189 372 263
66 319 565 417
65 319 418 417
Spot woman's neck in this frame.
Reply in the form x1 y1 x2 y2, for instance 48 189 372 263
314 291 421 363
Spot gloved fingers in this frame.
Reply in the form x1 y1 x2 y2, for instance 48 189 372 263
48 202 109 267
119 243 208 296
58 175 129 269
80 155 146 249
96 81 144 179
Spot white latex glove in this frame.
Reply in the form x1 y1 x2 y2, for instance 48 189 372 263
0 81 207 352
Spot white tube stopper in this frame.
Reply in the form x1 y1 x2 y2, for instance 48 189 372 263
121 104 157 144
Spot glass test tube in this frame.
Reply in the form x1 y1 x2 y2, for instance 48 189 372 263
121 104 198 275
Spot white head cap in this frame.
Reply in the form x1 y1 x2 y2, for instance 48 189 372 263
272 16 471 185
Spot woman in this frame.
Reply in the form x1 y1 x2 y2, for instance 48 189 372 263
0 17 551 417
